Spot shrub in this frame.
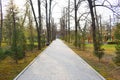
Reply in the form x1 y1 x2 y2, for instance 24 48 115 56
107 41 116 44
94 48 104 62
10 46 25 60
113 23 120 66
0 48 6 60
0 48 12 60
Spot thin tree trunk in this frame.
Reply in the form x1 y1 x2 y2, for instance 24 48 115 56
28 8 34 51
74 0 78 46
0 0 3 47
38 0 42 49
45 0 50 45
109 15 112 41
87 0 97 51
68 0 70 43
13 11 18 64
100 15 103 43
65 8 68 41
49 0 52 42
29 0 41 50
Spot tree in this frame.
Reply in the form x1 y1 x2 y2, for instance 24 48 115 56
4 1 15 46
49 0 52 42
27 2 34 50
74 0 78 47
87 0 120 61
51 18 56 40
45 0 53 45
29 0 41 50
114 23 120 66
0 0 3 47
38 0 42 49
3 0 26 63
68 0 70 43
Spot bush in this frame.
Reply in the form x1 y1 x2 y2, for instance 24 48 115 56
113 23 120 66
10 46 25 60
107 41 116 44
94 48 104 62
0 48 6 60
0 48 12 60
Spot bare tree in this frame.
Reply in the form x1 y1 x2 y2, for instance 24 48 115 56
38 0 42 49
68 0 70 43
0 0 3 47
74 0 78 46
45 0 50 45
49 0 52 42
29 0 41 50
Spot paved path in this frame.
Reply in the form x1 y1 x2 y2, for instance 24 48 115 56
14 39 105 80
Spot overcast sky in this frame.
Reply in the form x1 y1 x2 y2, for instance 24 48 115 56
1 0 119 28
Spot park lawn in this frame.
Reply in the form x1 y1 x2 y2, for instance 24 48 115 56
65 42 120 80
1 43 7 47
0 48 45 80
86 44 116 55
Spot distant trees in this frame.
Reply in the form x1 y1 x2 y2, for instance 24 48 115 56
60 0 120 61
0 0 57 63
114 23 120 66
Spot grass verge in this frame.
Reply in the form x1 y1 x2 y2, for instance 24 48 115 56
0 47 46 80
65 42 120 80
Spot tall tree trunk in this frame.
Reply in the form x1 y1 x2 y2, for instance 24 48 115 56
12 11 18 64
45 0 50 45
28 7 34 50
87 0 97 51
100 15 103 43
49 0 52 42
0 0 3 47
74 0 78 46
29 0 41 50
109 15 112 41
68 0 70 43
65 8 68 41
38 0 42 49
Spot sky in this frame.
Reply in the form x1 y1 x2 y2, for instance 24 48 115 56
1 0 119 29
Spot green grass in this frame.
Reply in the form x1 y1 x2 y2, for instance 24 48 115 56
102 44 116 51
0 47 46 80
86 44 116 55
1 43 7 47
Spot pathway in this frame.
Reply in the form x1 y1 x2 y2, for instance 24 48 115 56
14 39 105 80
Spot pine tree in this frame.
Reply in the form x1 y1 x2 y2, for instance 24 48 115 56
114 23 120 66
4 0 26 63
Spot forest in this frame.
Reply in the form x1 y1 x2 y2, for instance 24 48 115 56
0 0 120 80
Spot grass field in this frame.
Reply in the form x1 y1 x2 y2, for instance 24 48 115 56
86 44 116 55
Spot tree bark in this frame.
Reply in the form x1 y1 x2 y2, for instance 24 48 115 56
0 0 3 47
29 0 41 50
74 0 78 46
38 0 42 49
87 0 97 51
12 11 18 64
45 0 50 45
49 0 52 42
68 0 70 43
